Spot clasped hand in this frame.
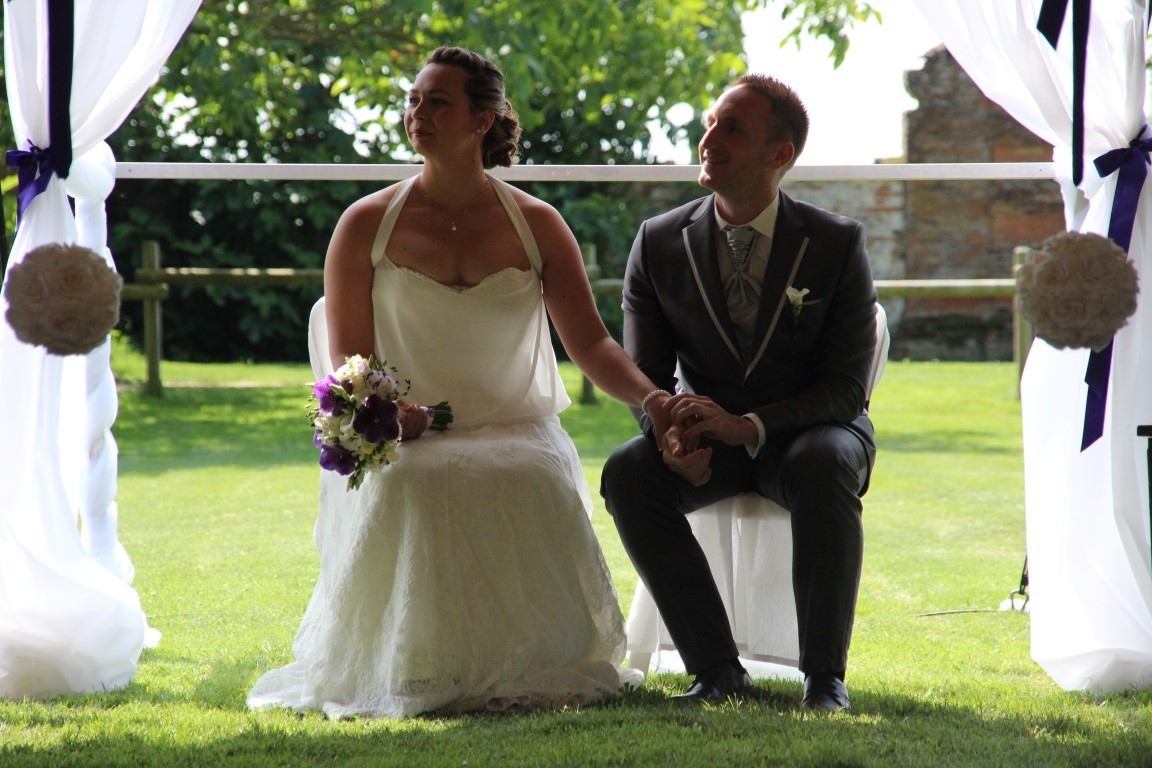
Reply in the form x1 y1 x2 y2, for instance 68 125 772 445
398 399 430 440
656 393 757 487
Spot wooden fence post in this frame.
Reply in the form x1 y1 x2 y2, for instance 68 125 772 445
580 243 599 405
142 240 163 395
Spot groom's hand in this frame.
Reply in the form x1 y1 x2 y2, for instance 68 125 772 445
669 393 758 449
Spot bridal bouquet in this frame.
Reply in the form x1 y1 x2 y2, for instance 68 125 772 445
308 355 452 490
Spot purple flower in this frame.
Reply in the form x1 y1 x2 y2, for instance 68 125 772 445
352 395 400 443
318 443 357 476
313 375 347 415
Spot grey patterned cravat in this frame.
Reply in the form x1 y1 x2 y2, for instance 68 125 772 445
723 225 759 358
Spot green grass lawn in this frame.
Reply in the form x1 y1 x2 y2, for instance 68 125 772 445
2 350 1151 767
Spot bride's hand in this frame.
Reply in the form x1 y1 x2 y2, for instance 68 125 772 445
398 399 430 440
660 424 712 486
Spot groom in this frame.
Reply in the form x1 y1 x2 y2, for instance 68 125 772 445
601 74 877 711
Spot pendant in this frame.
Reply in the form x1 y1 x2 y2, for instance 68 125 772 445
451 221 458 232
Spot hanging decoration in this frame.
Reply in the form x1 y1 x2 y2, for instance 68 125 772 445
1016 231 1138 352
3 243 122 356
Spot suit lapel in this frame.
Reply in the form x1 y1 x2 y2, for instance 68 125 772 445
744 191 810 376
680 192 812 378
682 196 744 364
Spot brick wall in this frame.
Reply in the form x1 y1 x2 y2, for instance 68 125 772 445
787 46 1065 360
901 46 1064 360
786 177 907 330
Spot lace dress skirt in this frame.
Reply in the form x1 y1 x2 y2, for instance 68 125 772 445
248 418 634 718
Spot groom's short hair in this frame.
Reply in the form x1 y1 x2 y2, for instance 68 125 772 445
729 74 809 163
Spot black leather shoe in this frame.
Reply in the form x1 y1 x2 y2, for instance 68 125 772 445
673 661 753 703
801 674 850 711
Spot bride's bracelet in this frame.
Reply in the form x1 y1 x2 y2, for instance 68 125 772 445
640 388 671 414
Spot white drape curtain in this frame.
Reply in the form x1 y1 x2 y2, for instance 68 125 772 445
0 0 199 699
912 0 1152 692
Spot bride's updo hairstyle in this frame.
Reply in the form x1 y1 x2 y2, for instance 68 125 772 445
426 47 521 169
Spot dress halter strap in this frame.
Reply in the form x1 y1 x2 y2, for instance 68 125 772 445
488 177 543 276
370 174 542 276
370 174 418 268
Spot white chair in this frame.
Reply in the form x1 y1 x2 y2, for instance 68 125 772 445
307 296 333 380
624 304 891 680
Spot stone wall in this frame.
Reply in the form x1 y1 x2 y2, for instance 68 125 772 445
786 46 1065 361
785 177 908 328
900 45 1065 360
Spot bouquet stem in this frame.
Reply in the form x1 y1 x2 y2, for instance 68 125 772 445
425 402 454 431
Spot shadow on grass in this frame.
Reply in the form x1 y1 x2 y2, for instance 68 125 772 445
115 384 648 475
113 381 1020 475
876 429 1020 455
8 681 1152 768
114 386 316 474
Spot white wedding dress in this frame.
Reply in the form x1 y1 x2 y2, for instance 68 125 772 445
248 176 637 718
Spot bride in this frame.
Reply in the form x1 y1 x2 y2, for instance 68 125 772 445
247 46 674 718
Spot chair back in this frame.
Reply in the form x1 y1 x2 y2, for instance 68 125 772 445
867 303 891 401
626 301 891 678
307 297 332 380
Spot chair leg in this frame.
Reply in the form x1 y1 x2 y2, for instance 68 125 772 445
1139 426 1152 579
626 652 652 676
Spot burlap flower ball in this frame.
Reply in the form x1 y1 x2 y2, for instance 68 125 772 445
1016 231 1139 352
3 243 123 356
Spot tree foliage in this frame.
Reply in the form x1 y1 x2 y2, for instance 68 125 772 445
1 1 878 360
775 0 881 67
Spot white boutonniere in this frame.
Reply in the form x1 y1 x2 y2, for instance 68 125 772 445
785 286 810 320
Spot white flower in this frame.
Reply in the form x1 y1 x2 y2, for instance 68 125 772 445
1016 231 1139 351
345 355 375 399
786 286 810 319
3 243 123 356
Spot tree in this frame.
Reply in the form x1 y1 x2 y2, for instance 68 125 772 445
2 1 879 359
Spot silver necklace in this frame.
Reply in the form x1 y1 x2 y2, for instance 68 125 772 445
420 176 490 232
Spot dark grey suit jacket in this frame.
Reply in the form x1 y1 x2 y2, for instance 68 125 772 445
622 189 877 452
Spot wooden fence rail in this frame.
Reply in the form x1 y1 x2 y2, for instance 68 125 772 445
125 240 1032 397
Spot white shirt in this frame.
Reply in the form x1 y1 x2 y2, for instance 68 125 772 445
713 196 782 457
713 195 780 294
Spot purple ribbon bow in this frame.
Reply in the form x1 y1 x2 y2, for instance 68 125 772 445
1077 125 1152 451
5 145 56 222
3 0 74 230
1094 126 1152 254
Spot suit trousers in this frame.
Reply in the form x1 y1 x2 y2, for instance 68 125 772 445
601 423 873 677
